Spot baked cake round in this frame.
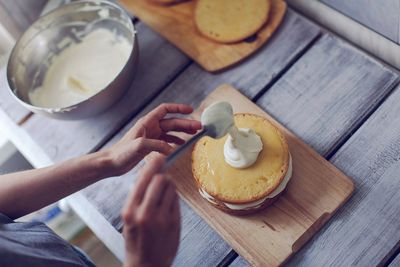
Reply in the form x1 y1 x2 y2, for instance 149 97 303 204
192 113 292 215
194 0 271 43
148 0 185 5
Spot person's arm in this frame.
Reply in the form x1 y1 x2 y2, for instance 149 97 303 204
122 155 180 267
0 150 113 220
0 103 201 220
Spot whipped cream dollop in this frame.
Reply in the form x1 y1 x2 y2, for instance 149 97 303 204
29 28 132 108
224 126 263 168
201 101 263 169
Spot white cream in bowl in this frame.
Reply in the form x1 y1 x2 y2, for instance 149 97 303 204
29 28 132 109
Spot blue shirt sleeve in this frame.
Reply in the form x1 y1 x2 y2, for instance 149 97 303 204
0 213 95 267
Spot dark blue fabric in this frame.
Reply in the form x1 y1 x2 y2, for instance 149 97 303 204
0 213 96 267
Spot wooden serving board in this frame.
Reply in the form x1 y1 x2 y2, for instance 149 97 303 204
119 0 287 72
168 84 355 266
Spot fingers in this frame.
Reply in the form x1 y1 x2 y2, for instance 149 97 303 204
170 192 180 222
144 151 162 162
134 156 165 202
160 118 202 134
160 134 185 145
142 174 169 210
122 156 165 223
160 182 178 212
143 175 179 218
136 138 174 156
148 103 194 120
159 119 202 145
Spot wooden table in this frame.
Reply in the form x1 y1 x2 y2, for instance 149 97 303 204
1 5 400 267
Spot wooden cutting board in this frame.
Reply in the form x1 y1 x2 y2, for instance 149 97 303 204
168 84 355 266
119 0 287 73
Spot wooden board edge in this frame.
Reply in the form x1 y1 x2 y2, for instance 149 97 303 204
177 83 356 265
205 0 288 73
119 0 288 73
290 181 354 253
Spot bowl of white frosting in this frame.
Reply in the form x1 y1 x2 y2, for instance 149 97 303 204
7 0 137 120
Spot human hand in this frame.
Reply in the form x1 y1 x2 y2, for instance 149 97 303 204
122 156 180 267
106 103 201 176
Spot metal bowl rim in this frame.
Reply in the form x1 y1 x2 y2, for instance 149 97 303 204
6 0 137 113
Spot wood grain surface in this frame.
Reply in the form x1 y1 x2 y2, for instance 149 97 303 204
257 34 399 157
225 34 400 266
0 0 47 39
287 0 400 70
81 10 321 266
82 15 400 266
81 8 320 229
283 84 400 266
166 84 354 266
389 253 400 267
119 0 287 72
321 0 400 43
9 3 399 265
229 256 249 267
0 68 30 124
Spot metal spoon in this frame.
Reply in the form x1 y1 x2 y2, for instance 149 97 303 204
162 125 219 171
163 101 234 171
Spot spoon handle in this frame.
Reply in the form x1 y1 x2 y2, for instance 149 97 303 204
163 129 207 172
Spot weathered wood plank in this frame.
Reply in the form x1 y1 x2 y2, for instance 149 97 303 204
82 10 321 265
83 9 320 228
257 34 399 157
229 34 400 267
22 22 191 162
0 0 47 39
120 0 287 72
288 0 400 70
229 255 248 267
0 4 20 41
321 0 400 43
284 84 400 266
0 68 31 124
389 253 400 267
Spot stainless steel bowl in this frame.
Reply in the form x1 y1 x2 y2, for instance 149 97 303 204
7 0 138 120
